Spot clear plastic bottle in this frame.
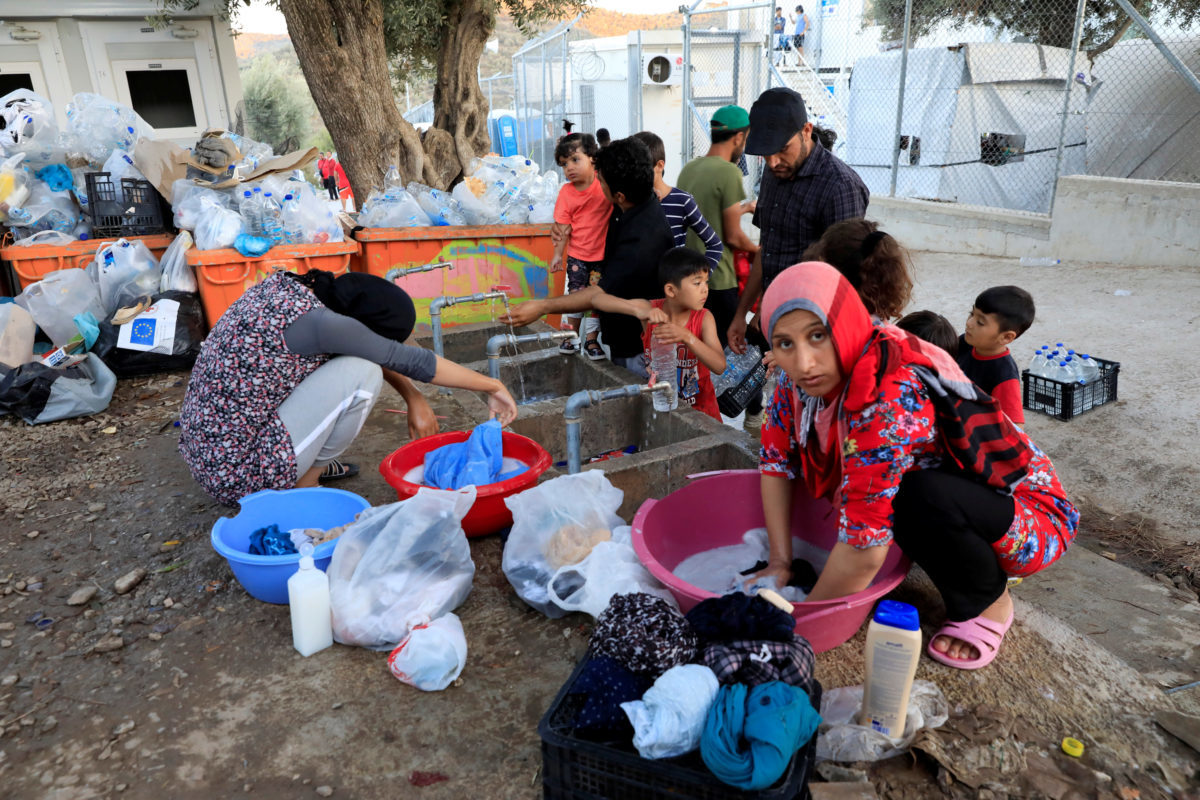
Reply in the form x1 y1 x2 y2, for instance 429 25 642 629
384 164 403 197
1028 346 1048 375
281 193 304 244
287 543 333 657
239 190 262 237
1020 256 1061 267
649 334 679 412
260 192 283 242
1077 354 1101 385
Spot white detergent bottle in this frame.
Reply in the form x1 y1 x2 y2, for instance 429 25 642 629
860 600 922 738
287 542 333 657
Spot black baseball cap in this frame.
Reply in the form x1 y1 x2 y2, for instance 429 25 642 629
745 87 809 156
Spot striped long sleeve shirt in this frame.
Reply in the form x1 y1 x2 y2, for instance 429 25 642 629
661 187 724 273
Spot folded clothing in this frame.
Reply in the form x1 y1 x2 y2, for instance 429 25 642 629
701 681 822 791
621 664 720 759
591 592 698 677
686 593 796 643
567 654 653 737
702 635 816 695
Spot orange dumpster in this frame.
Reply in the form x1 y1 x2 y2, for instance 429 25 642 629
2 233 177 291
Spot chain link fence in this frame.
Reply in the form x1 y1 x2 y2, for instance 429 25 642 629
681 0 1200 214
512 16 583 177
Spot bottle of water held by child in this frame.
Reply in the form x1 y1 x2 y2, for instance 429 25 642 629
287 542 333 657
859 600 922 737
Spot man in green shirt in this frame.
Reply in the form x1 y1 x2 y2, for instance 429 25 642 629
676 105 761 347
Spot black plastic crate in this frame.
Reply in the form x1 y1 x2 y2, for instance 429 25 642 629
85 172 165 238
1022 357 1119 421
539 654 821 800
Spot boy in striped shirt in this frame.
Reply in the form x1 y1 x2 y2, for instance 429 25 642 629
632 131 723 275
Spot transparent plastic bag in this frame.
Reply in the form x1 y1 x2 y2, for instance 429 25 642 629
16 268 105 347
816 680 950 763
292 185 343 243
8 180 80 234
193 200 245 251
159 231 196 293
9 230 75 248
328 487 477 650
386 613 468 692
64 93 153 167
0 152 31 222
94 239 161 316
452 183 499 226
545 526 676 618
101 148 147 185
502 470 626 618
0 89 66 168
171 181 231 230
358 190 431 228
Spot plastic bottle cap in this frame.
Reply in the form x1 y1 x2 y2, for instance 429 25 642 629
1061 737 1084 757
873 599 920 630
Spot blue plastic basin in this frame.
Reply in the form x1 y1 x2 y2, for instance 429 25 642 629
210 487 370 604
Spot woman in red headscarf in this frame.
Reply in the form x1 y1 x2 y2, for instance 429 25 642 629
753 261 1078 669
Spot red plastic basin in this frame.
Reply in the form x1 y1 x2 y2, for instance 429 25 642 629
631 469 911 653
379 430 551 537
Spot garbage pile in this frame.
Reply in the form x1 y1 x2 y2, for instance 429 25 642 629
358 156 559 228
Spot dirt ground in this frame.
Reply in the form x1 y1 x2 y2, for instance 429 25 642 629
1 251 1198 799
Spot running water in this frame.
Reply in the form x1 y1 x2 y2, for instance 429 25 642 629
492 288 527 403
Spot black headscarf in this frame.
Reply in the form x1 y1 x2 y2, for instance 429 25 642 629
294 270 417 342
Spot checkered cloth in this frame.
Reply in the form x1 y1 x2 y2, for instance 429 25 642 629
702 635 815 694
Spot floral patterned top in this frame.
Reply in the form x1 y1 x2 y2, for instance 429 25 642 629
760 367 1079 577
179 273 328 505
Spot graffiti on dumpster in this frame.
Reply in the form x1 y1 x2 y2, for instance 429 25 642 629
393 239 554 326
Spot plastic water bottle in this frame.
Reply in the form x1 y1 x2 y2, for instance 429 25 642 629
1020 257 1061 266
260 192 283 242
239 190 262 237
287 543 333 657
384 165 403 197
1077 354 1101 385
649 334 679 412
281 193 304 244
1028 346 1048 375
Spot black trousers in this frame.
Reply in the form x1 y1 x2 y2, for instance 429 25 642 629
324 176 339 200
891 469 1015 622
705 287 740 349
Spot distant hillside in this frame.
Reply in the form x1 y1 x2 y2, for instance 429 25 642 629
576 9 682 38
234 32 290 61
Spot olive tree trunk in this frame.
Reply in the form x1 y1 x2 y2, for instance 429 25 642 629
431 0 496 181
279 0 439 199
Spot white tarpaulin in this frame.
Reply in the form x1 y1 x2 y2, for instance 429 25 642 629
846 43 1087 212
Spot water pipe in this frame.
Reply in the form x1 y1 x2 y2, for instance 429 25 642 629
564 382 671 475
385 261 452 282
485 331 579 379
428 291 510 360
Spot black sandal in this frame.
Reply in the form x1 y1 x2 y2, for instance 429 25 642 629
583 337 606 361
318 459 359 481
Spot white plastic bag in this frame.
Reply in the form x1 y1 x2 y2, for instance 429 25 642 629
95 239 161 316
16 268 105 347
0 303 35 368
172 182 231 231
0 89 66 168
159 231 196 293
193 200 245 251
10 230 75 248
816 680 950 763
502 471 626 618
546 526 676 618
386 613 468 692
328 487 477 650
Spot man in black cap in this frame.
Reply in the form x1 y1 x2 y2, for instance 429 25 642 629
727 87 868 353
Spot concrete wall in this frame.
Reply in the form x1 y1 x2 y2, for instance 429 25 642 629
867 175 1200 267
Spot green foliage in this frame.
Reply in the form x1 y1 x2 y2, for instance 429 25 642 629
867 0 1200 52
240 53 314 152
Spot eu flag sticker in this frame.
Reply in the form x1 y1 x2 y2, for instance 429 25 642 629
129 318 157 346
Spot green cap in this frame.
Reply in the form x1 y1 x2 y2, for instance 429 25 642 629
710 105 750 133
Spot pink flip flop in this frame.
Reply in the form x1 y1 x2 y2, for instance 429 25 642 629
926 609 1015 670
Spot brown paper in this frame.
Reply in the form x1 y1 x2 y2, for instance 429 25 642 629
132 134 318 202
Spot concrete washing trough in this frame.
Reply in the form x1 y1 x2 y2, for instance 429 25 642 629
494 352 620 405
410 320 542 364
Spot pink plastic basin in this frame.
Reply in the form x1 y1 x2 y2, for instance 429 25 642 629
631 469 911 653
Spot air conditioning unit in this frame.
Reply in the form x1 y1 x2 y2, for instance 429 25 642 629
642 53 682 86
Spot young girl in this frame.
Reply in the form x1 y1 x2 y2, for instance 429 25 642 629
802 218 913 322
550 133 610 359
753 261 1078 670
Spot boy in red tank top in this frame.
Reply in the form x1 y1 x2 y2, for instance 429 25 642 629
592 247 726 420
